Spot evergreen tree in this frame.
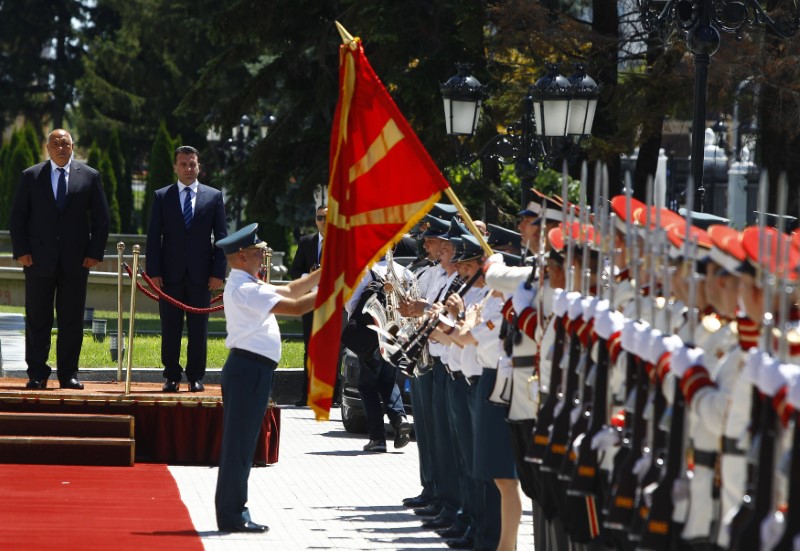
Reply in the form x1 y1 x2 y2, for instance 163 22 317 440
22 124 41 162
1 136 36 229
108 128 133 233
86 141 102 171
98 153 122 233
143 121 174 230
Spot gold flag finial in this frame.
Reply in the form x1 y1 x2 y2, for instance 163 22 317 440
335 21 357 49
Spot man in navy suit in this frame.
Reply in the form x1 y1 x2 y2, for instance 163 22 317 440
10 129 110 390
290 204 326 406
146 145 227 392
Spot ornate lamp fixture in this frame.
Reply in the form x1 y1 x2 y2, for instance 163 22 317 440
636 0 800 211
441 63 599 207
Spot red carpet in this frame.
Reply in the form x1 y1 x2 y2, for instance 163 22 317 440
0 464 203 551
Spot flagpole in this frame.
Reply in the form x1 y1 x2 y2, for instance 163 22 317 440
443 187 494 257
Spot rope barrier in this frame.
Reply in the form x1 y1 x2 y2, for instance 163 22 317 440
122 263 225 314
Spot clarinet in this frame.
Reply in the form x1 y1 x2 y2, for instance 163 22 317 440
389 271 478 365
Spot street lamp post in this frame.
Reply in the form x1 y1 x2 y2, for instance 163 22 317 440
206 113 276 229
636 0 800 212
441 63 598 208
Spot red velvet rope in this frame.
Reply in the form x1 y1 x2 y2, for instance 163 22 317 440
123 263 225 314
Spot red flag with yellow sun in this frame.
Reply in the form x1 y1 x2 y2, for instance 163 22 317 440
307 23 450 420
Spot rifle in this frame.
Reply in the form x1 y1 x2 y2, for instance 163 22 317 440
771 407 800 550
731 173 788 551
639 182 699 550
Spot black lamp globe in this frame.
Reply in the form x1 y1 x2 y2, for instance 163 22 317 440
441 64 486 137
566 65 600 137
530 64 572 138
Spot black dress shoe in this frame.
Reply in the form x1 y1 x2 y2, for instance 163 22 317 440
413 504 442 517
402 495 430 508
219 521 269 533
436 525 466 539
59 378 84 390
447 535 475 549
188 381 205 392
363 440 387 452
162 380 180 393
393 418 412 449
25 379 47 390
422 516 454 530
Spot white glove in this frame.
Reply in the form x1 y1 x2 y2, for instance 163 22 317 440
649 333 683 365
553 290 577 317
632 327 655 359
568 293 585 320
760 511 786 551
788 376 800 411
590 426 619 451
512 281 537 315
670 345 705 378
644 330 663 363
756 358 787 397
498 355 513 379
743 348 769 386
633 452 652 479
621 319 636 352
583 297 600 322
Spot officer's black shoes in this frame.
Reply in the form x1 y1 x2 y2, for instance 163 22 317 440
402 495 430 508
421 516 452 530
60 378 84 390
413 504 442 516
219 521 269 533
436 525 466 539
363 440 387 452
446 535 475 549
25 378 47 390
189 381 205 393
393 417 412 449
162 380 180 393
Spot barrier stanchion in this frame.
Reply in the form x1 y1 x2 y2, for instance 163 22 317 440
125 245 140 395
116 241 125 382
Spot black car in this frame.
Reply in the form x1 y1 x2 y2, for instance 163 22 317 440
340 349 414 433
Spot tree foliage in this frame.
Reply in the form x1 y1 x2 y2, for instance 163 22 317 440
0 131 37 229
144 121 175 230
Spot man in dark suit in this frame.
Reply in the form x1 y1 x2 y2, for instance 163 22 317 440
290 204 326 406
146 145 227 392
9 129 110 390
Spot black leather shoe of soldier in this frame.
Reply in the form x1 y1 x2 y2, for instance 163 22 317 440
162 380 180 393
436 525 466 539
402 495 430 508
446 535 475 549
219 521 269 533
421 516 453 530
188 381 205 392
413 504 441 517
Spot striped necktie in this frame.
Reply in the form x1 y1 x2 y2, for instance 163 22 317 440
182 187 193 229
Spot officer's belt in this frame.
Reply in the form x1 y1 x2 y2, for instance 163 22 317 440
230 347 276 367
693 449 718 468
512 356 536 368
467 376 480 386
450 370 465 381
722 437 745 456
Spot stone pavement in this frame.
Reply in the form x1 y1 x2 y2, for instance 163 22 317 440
170 406 535 550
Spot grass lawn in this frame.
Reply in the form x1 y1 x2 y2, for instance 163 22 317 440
0 305 306 370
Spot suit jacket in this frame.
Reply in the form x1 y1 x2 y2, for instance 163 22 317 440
9 160 110 277
145 182 227 285
290 233 321 280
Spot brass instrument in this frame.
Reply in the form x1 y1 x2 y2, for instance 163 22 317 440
257 245 274 283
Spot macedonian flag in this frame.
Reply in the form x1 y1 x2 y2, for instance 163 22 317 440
307 23 450 420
